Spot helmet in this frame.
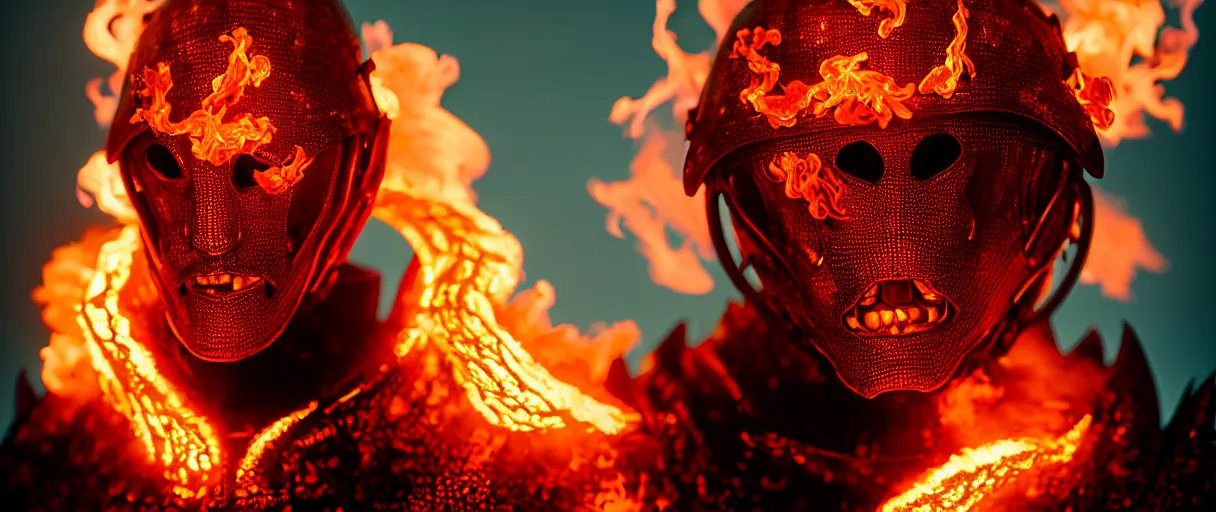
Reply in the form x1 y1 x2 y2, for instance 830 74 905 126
689 0 1105 397
685 0 1104 195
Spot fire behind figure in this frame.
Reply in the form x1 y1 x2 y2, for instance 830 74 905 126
0 0 642 509
602 0 1216 510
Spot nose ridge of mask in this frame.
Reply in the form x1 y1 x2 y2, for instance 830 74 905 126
190 171 241 255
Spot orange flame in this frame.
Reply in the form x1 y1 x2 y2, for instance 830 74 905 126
1082 187 1167 300
848 0 909 38
732 27 918 129
251 145 315 195
765 152 849 221
1057 0 1204 144
594 0 729 296
587 129 716 294
918 0 977 99
83 0 166 127
364 22 637 434
881 415 1092 511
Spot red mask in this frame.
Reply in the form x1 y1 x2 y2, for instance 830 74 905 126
105 0 388 361
685 0 1108 396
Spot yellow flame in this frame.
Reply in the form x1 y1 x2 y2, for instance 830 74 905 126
1056 0 1204 144
363 23 636 434
880 415 1092 512
77 225 221 496
848 0 909 38
918 0 977 99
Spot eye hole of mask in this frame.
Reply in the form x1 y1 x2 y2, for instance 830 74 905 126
910 133 962 180
144 143 184 180
835 141 884 183
233 154 272 190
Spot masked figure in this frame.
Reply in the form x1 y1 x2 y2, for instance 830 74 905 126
611 0 1215 510
1 0 629 509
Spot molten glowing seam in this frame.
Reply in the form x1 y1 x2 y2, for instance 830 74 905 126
129 27 313 194
237 400 319 480
880 415 1092 511
77 225 220 498
375 195 632 435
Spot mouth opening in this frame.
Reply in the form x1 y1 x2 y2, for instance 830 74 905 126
842 279 954 336
184 272 275 299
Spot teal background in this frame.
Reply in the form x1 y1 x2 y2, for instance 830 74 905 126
1 0 1212 431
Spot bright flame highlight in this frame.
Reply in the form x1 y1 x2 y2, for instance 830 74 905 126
849 0 909 38
880 415 1092 512
363 21 636 434
1057 0 1204 144
918 0 977 99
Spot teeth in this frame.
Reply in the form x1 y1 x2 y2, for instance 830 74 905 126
864 311 881 331
859 294 877 306
846 315 861 330
880 310 894 326
889 325 900 335
192 274 261 292
232 275 262 291
927 306 940 323
895 308 908 323
909 307 922 322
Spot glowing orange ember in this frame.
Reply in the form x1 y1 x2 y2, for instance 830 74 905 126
765 152 848 221
76 226 221 497
919 0 977 99
732 27 917 129
881 415 1092 512
1067 67 1117 131
848 0 908 38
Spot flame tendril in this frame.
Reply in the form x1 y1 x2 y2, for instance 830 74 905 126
765 152 849 221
